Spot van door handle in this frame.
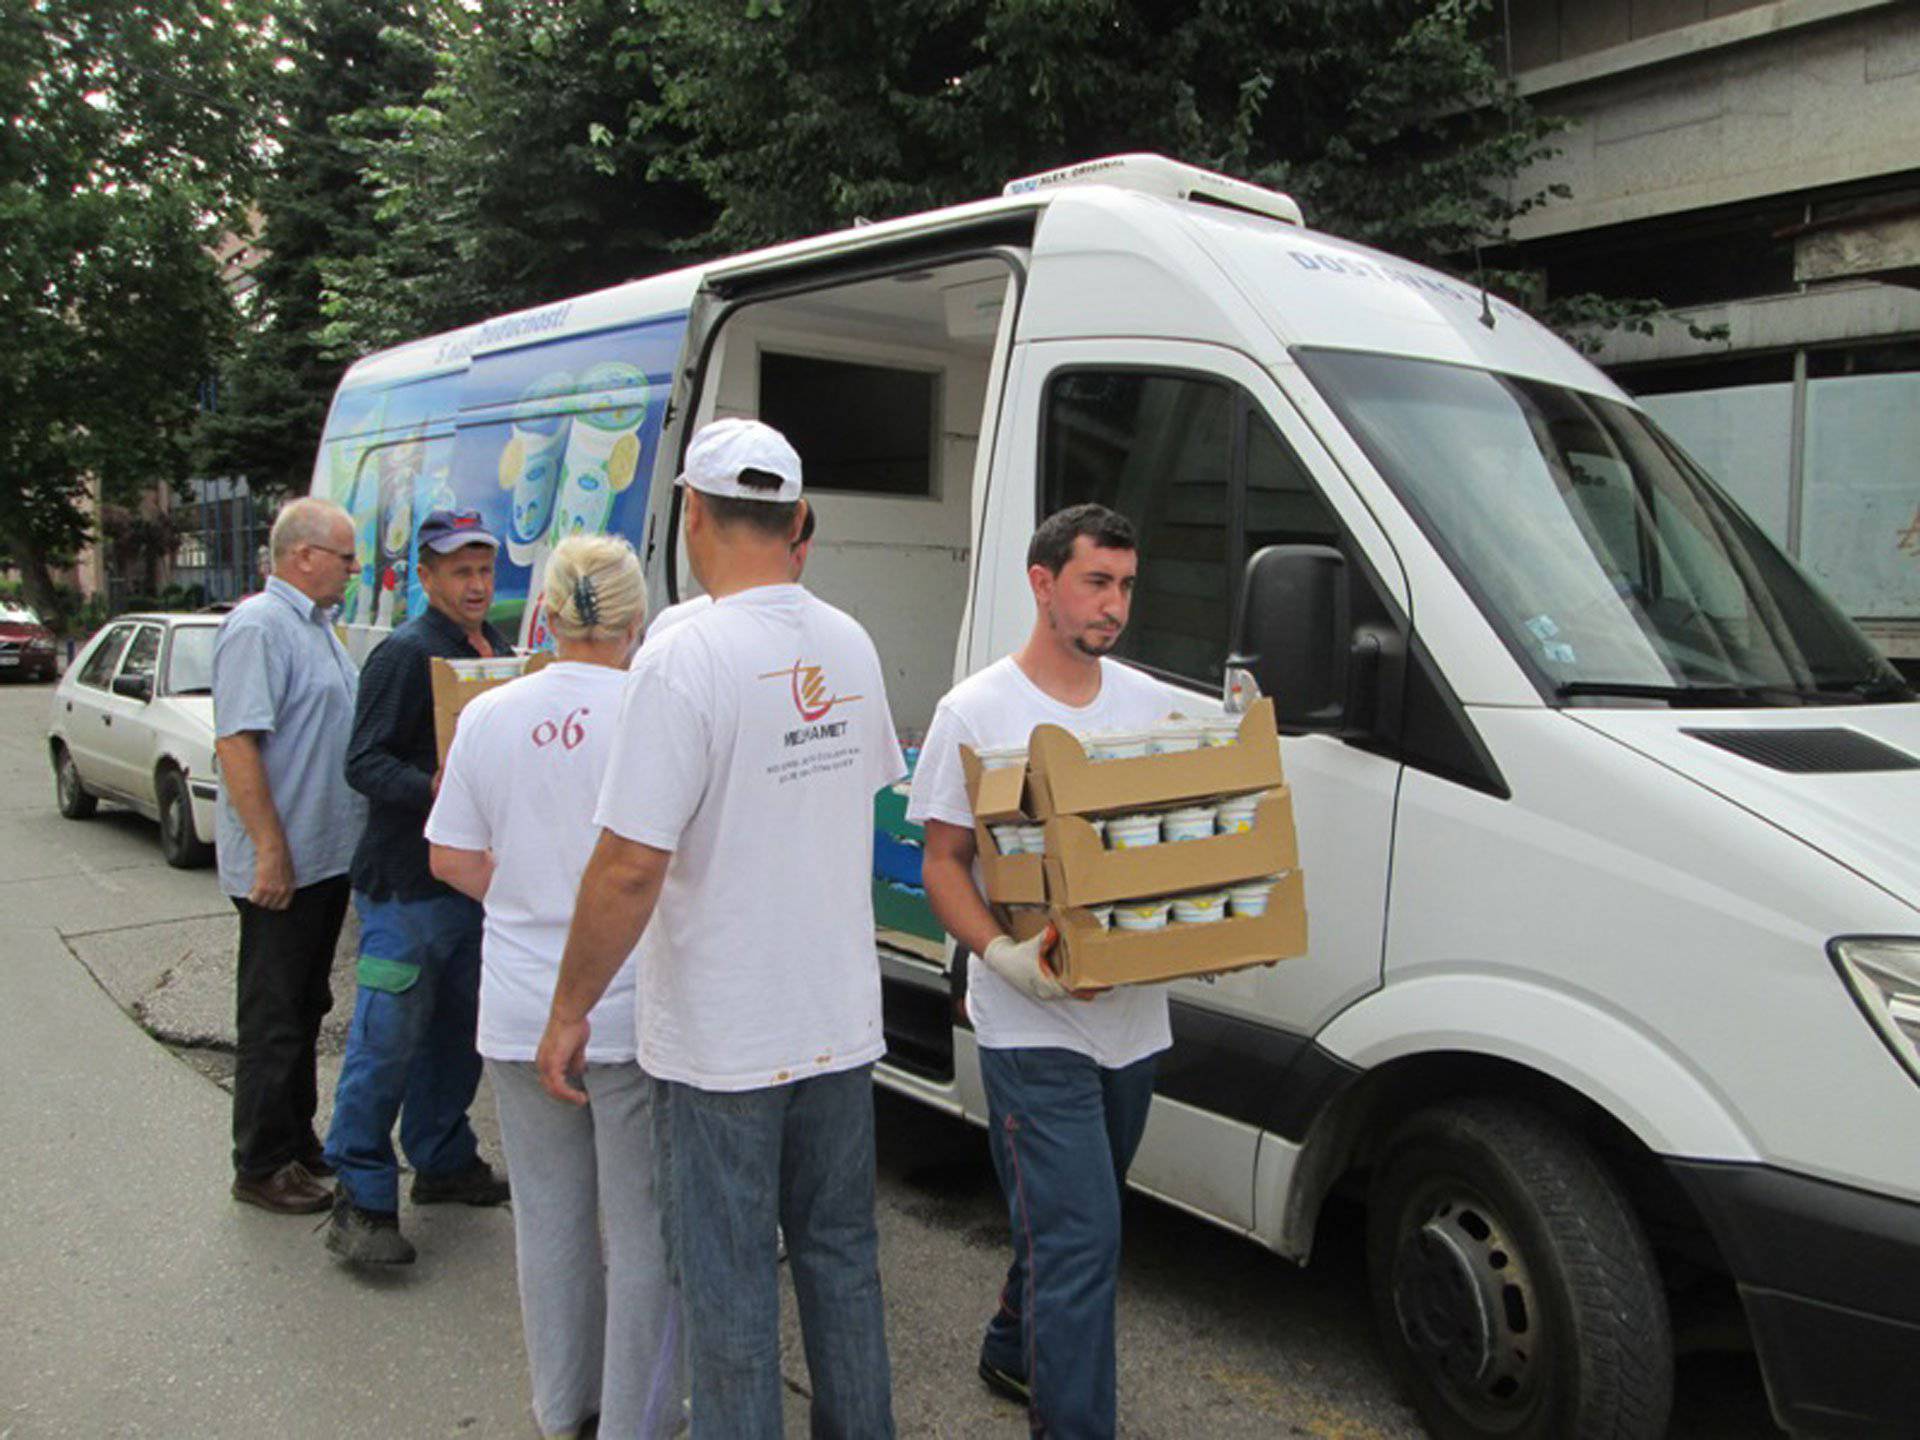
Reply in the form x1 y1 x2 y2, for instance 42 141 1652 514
102 715 112 726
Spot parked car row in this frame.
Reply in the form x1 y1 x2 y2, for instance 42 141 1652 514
47 612 220 868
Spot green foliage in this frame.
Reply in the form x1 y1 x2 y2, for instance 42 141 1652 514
316 0 712 357
641 0 1560 272
1 0 273 607
195 0 439 500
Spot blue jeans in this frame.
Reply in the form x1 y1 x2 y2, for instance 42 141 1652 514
660 1065 894 1440
978 1046 1158 1440
324 890 485 1214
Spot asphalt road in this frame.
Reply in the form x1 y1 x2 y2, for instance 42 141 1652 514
0 675 1780 1438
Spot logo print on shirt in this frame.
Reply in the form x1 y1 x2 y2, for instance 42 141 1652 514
531 707 589 750
759 660 862 722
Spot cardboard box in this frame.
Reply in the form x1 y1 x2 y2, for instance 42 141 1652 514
1026 697 1283 819
957 744 1047 904
1041 791 1297 907
1003 871 1308 990
430 654 550 766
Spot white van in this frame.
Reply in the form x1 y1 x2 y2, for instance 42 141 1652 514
311 155 1920 1439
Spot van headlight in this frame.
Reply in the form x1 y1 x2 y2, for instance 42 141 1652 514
1831 938 1920 1084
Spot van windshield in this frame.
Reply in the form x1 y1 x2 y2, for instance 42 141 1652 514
1297 349 1911 707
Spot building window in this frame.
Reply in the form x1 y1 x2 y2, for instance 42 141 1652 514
759 351 937 497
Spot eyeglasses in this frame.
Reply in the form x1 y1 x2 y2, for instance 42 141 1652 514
305 544 358 564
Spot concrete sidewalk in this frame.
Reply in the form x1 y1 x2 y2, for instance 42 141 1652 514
0 925 530 1439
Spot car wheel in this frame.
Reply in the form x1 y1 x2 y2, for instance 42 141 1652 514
1366 1097 1673 1440
157 768 213 868
54 744 98 819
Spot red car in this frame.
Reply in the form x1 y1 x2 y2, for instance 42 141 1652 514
0 604 58 682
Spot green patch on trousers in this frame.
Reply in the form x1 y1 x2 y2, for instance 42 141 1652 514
356 954 420 994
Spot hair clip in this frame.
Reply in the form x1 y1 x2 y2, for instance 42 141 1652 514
573 573 600 626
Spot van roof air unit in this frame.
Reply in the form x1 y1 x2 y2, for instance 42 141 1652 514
1002 153 1304 227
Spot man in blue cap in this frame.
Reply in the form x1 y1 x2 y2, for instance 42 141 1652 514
324 508 514 1265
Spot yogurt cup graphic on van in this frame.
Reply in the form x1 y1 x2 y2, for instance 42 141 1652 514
498 370 574 565
519 361 649 648
374 463 413 629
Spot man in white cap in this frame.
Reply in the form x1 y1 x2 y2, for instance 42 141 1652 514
537 419 902 1438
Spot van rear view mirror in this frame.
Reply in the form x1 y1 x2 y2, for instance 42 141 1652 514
1228 545 1349 733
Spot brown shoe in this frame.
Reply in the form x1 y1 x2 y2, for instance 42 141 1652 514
232 1161 332 1215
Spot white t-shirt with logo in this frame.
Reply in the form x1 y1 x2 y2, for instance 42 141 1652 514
596 583 905 1091
425 661 638 1063
642 594 710 647
907 656 1181 1068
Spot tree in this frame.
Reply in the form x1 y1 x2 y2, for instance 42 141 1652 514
194 0 438 501
1 0 271 611
642 0 1557 274
316 0 712 359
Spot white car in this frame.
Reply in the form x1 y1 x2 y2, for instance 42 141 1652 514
48 613 221 868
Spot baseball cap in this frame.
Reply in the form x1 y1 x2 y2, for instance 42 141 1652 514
677 418 803 503
418 508 501 554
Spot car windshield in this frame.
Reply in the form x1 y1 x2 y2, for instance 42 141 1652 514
0 605 41 626
1297 349 1912 707
166 625 217 694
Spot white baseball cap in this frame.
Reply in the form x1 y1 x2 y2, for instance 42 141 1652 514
677 418 803 502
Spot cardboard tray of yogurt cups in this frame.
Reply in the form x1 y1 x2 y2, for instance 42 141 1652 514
1000 871 1309 990
1039 791 1297 907
1026 698 1283 819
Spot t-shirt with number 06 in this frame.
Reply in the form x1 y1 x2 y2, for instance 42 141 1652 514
594 583 906 1092
425 661 637 1062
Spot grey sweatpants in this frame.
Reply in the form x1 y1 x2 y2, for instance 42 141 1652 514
489 1059 685 1439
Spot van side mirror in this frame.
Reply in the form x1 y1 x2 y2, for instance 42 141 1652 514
112 672 153 703
1227 545 1349 732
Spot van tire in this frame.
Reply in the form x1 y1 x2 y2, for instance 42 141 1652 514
1365 1098 1672 1440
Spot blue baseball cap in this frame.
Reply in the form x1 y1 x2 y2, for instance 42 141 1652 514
418 508 501 554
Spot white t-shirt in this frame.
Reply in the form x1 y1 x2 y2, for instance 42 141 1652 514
907 656 1181 1068
425 662 638 1062
642 594 710 647
596 583 905 1091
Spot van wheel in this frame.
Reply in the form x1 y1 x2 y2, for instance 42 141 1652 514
157 768 212 868
1365 1098 1672 1440
55 744 97 819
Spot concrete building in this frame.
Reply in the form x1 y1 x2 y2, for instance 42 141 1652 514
1502 0 1920 660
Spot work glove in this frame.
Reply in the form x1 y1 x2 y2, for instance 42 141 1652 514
983 927 1071 1001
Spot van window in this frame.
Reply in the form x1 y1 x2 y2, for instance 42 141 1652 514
77 624 136 690
1042 371 1343 687
760 351 937 497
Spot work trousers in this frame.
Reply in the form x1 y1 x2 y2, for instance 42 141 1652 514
230 874 350 1178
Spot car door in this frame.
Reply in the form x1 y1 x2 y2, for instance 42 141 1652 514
61 622 139 794
983 337 1409 1229
95 623 165 802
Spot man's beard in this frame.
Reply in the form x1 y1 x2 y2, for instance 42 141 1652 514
1070 628 1120 657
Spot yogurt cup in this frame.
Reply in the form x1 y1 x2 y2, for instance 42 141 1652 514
1105 813 1163 850
1086 730 1151 761
1088 904 1115 931
1148 720 1205 754
1199 717 1243 748
1171 890 1229 925
1216 794 1262 834
1163 805 1218 843
1112 899 1172 931
1086 817 1108 844
988 824 1023 856
1016 823 1048 856
1227 876 1279 917
976 743 1027 771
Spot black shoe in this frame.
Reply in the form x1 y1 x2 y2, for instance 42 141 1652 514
410 1159 510 1207
978 1355 1030 1407
324 1194 416 1265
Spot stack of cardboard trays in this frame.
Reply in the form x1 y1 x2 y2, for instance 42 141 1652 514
961 697 1307 991
429 653 552 765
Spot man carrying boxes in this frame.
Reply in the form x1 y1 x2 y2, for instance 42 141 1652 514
908 503 1180 1439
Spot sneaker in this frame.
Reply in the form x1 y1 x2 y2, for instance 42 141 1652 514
410 1159 510 1207
978 1355 1030 1407
324 1194 417 1266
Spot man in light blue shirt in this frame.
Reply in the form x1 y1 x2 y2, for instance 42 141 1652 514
213 497 367 1215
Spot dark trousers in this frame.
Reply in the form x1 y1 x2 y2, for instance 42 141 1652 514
231 875 350 1179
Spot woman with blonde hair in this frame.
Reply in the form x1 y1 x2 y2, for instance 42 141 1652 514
426 534 682 1439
